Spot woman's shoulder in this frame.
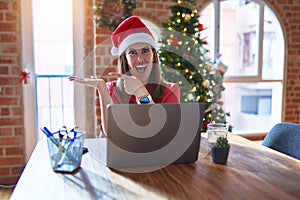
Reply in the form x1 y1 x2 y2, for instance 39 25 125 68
163 81 180 95
164 81 179 90
106 81 117 95
159 81 180 103
106 81 116 89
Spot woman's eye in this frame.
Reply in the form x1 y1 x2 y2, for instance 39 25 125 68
128 50 136 55
142 48 149 54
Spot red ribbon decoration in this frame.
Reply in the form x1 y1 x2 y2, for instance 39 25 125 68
20 69 31 84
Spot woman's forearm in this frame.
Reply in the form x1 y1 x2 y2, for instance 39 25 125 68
97 81 112 136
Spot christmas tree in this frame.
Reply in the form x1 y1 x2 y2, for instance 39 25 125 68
158 0 230 131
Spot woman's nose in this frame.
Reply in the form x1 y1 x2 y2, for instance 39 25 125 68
136 52 144 62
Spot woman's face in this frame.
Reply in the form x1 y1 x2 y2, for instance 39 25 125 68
125 43 154 84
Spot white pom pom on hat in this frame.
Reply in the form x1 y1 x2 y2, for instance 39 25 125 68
111 16 157 56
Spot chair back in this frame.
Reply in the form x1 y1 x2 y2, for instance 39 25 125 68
262 122 300 160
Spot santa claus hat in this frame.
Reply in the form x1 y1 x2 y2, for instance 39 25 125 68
111 16 157 56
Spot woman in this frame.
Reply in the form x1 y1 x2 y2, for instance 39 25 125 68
70 16 180 135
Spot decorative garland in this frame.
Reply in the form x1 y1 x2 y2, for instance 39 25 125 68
92 0 137 32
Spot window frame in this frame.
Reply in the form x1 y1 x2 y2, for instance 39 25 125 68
203 0 285 135
210 0 284 83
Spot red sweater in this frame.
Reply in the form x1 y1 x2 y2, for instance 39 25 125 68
106 81 181 104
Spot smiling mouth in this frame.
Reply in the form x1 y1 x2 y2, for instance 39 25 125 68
135 65 147 73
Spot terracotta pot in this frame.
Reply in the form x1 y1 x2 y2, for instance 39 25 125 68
211 145 230 165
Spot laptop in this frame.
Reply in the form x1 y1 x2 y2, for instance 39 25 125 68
106 103 205 171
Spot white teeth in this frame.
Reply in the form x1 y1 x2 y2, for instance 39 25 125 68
136 65 146 68
136 65 146 73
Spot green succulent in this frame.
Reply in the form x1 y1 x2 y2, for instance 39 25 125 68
214 136 229 148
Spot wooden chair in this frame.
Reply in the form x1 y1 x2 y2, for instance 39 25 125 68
262 122 300 160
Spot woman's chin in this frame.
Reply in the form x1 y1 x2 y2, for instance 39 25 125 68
137 75 149 84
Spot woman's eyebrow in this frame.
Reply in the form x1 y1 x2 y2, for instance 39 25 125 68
128 46 151 51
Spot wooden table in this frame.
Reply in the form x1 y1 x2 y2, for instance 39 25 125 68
10 133 300 200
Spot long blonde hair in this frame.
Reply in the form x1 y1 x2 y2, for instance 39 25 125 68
115 48 166 103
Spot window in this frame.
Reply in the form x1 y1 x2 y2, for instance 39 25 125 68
200 0 284 134
22 0 85 159
32 0 75 137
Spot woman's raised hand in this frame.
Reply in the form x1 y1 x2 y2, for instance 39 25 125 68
108 72 148 97
69 76 106 89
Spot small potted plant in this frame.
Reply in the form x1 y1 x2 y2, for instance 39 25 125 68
211 136 230 165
